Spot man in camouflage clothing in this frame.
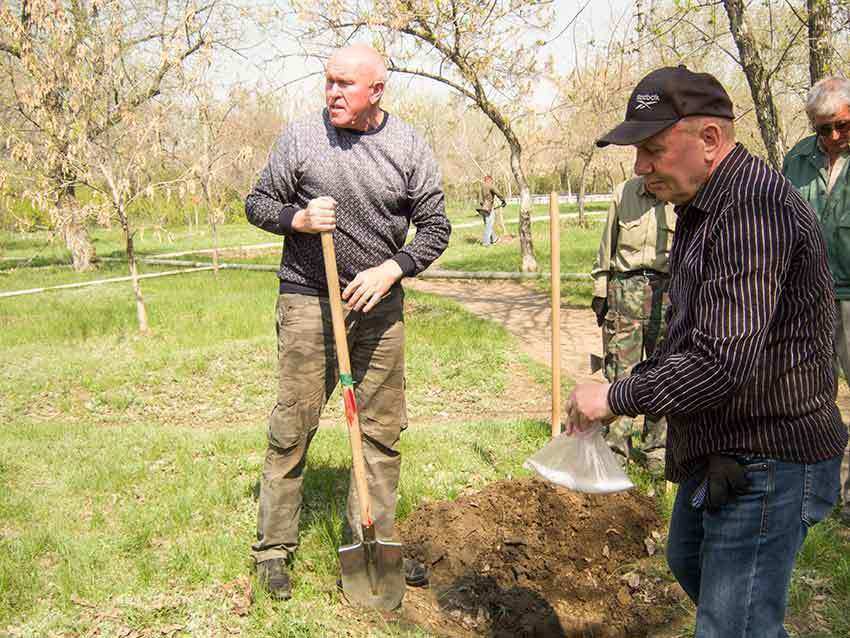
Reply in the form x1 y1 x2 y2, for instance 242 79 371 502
591 176 676 469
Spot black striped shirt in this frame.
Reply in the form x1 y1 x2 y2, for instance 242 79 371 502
608 143 848 482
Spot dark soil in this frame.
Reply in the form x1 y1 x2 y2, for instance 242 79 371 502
398 478 687 637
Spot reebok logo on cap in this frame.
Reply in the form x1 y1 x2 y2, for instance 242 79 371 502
635 94 661 110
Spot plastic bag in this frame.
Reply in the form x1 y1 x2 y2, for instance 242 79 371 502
523 426 634 494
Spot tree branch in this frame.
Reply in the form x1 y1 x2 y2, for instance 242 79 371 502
386 63 476 102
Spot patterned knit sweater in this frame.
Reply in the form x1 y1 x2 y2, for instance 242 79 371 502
245 109 451 294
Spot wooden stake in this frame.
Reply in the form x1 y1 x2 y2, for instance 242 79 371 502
550 191 561 438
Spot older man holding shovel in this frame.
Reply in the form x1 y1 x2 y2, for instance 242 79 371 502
566 66 846 637
245 43 450 604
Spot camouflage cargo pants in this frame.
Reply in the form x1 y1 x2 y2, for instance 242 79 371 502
251 289 407 564
602 272 670 468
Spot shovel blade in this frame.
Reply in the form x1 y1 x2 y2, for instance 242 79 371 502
339 539 405 610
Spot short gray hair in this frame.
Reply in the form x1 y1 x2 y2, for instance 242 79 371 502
805 77 850 124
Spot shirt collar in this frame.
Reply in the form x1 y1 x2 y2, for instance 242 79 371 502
679 143 750 217
636 178 659 202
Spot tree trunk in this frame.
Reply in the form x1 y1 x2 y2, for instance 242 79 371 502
561 162 572 199
807 0 832 85
723 0 785 169
508 144 537 272
122 212 149 334
201 174 220 275
211 209 220 275
497 169 510 236
636 0 647 69
54 181 96 271
577 147 595 227
58 210 96 271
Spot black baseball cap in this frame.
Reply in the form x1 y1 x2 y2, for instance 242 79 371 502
596 65 734 147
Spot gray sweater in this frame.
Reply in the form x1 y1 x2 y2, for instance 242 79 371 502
245 109 451 293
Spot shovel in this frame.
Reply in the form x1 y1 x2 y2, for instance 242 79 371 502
320 232 406 611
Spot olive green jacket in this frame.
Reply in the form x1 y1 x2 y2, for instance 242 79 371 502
591 176 676 299
783 135 850 300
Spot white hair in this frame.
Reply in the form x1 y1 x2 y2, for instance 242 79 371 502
805 77 850 124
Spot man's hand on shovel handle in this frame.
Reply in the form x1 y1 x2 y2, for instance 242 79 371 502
565 383 615 435
293 196 337 233
343 260 403 313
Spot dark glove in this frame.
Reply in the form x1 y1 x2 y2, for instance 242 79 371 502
591 296 608 327
700 455 750 512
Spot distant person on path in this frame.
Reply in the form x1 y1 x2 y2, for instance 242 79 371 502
591 176 676 470
567 66 846 637
476 175 506 246
245 43 451 600
782 76 850 525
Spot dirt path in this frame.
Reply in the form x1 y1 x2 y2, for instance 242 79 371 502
405 279 599 387
404 278 850 415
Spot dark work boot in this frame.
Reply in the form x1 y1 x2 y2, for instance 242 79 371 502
403 558 429 587
257 558 291 600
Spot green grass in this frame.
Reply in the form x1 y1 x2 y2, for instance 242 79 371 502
0 238 589 635
2 202 603 304
0 417 551 636
436 207 602 306
0 257 550 634
0 223 272 267
0 272 513 437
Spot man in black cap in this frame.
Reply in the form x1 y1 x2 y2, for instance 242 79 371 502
566 66 846 636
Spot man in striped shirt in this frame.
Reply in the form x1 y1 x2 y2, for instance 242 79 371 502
567 66 847 637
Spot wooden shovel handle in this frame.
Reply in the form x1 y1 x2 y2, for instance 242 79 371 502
320 232 373 528
550 191 561 438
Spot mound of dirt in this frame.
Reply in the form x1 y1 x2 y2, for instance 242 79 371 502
399 478 686 637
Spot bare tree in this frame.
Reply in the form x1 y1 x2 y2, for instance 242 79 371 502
807 0 834 83
646 1 842 168
0 0 235 270
549 25 636 226
178 82 257 274
290 0 564 271
84 103 192 333
722 0 787 169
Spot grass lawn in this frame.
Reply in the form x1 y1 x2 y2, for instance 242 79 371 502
0 262 556 636
2 215 849 637
0 224 273 268
2 201 604 308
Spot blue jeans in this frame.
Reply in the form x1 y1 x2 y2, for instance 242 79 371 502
482 211 496 245
667 454 841 637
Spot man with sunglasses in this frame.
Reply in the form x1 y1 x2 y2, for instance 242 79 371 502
783 76 850 525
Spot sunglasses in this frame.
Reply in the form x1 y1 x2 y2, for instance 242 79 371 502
815 119 850 137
